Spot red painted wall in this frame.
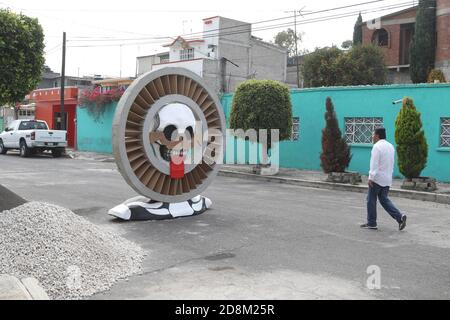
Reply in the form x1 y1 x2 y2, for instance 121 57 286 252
32 87 78 148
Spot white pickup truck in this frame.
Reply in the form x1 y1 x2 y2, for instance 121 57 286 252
0 120 67 158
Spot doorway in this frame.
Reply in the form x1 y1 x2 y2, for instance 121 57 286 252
54 112 68 131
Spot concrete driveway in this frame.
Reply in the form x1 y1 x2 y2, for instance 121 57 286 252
0 153 449 299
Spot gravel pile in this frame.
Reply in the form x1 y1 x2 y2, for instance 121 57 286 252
0 202 146 300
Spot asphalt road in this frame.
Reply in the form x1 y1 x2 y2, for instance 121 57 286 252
1 152 449 299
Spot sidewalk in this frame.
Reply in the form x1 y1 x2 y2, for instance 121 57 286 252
66 151 450 205
220 165 450 205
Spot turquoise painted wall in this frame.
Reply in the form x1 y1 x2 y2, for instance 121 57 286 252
76 103 116 153
76 84 450 182
222 84 450 182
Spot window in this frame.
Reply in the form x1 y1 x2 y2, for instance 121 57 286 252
159 54 169 63
18 121 48 130
345 117 383 144
180 48 194 61
440 118 450 147
291 117 300 141
18 110 34 117
372 28 389 47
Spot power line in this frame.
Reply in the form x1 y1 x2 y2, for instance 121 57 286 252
66 0 388 43
66 2 413 48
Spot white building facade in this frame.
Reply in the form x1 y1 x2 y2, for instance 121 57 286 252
136 16 288 93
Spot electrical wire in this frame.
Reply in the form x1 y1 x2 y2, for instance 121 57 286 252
66 2 414 48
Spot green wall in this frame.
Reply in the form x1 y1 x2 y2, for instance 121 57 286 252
76 104 116 154
76 84 450 182
0 117 3 133
222 84 450 182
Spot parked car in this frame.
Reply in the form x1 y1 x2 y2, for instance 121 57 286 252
0 120 67 158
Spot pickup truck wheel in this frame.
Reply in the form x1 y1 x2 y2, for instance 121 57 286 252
0 140 7 155
19 141 30 158
51 149 63 158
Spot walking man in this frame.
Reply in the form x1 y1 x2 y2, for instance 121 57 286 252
361 128 407 231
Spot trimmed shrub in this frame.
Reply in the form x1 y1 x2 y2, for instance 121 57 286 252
427 69 446 83
395 97 428 179
320 97 352 173
230 79 293 152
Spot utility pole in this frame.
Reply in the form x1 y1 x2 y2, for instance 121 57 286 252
294 11 300 89
285 10 301 88
60 31 66 131
120 44 123 78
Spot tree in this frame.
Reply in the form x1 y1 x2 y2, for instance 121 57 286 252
410 0 436 83
353 13 363 45
230 80 293 162
341 40 353 49
395 97 428 179
302 47 343 87
336 44 387 86
320 97 352 173
302 44 386 87
0 9 45 118
274 28 302 57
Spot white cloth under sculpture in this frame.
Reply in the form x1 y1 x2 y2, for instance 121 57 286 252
108 195 212 221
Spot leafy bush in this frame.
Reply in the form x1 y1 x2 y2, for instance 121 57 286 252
230 79 293 151
395 97 428 179
302 47 343 88
78 87 125 122
336 44 387 86
302 45 387 87
427 69 446 83
320 97 352 173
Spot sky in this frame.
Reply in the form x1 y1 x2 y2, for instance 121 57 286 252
1 0 417 78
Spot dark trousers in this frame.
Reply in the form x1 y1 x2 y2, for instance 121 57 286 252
367 182 403 227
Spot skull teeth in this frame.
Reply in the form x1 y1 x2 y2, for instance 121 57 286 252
162 149 184 161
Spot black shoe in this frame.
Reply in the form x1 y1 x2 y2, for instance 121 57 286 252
360 223 378 230
399 215 407 231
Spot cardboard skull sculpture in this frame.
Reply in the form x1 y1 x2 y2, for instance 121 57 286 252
109 68 226 220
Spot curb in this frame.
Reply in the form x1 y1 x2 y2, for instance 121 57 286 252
219 170 450 205
0 275 49 300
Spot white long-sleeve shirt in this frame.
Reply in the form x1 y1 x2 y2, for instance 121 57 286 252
369 139 395 187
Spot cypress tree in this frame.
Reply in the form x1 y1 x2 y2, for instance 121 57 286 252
410 0 437 83
320 97 352 173
395 97 428 179
353 13 363 45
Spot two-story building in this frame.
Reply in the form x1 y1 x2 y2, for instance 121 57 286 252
137 16 288 93
362 0 450 83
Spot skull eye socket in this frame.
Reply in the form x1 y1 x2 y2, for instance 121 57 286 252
163 125 177 141
186 126 194 139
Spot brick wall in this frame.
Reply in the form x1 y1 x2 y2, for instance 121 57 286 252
436 0 450 64
363 24 401 66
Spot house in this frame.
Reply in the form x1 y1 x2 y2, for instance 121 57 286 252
39 68 94 90
91 77 134 92
362 0 450 83
30 87 79 148
137 16 288 93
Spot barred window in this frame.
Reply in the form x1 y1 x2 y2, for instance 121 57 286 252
345 117 384 144
180 48 194 61
441 118 450 147
291 117 300 141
